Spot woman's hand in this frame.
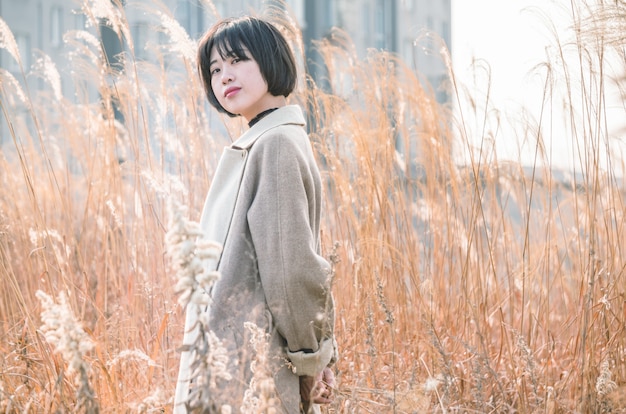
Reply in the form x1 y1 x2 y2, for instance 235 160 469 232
299 367 336 404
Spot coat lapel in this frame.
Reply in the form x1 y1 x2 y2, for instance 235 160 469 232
232 105 305 150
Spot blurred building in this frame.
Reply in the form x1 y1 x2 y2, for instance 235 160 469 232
0 0 450 142
307 0 451 103
0 0 450 93
211 0 451 102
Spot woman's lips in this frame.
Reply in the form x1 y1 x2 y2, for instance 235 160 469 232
224 87 241 98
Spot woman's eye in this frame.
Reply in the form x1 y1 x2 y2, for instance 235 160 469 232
210 67 220 76
232 57 241 64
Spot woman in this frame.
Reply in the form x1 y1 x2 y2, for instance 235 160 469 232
174 15 338 414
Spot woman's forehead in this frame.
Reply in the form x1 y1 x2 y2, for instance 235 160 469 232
211 39 249 59
209 45 250 69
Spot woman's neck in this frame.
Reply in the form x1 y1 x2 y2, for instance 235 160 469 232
248 107 280 127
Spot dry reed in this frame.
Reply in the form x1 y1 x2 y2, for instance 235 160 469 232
1 0 626 412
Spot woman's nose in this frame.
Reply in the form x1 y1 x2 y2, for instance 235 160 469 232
221 66 233 84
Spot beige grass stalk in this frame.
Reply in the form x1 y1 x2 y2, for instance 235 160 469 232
165 196 232 412
36 290 98 413
240 322 279 414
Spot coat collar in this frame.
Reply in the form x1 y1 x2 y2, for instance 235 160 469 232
231 105 306 150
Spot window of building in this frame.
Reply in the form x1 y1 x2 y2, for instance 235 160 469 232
50 7 64 48
442 20 450 50
131 22 149 60
175 0 191 35
361 3 372 47
74 13 87 30
374 0 386 49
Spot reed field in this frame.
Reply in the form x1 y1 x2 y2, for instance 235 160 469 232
1 0 626 412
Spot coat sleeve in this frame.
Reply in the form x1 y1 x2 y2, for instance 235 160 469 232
246 130 336 376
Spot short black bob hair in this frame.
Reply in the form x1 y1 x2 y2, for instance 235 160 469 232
197 16 297 117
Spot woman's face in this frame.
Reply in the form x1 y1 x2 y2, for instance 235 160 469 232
209 45 274 122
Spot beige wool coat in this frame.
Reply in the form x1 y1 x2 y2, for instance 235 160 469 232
174 105 337 413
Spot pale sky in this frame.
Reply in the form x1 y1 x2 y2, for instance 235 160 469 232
451 0 626 173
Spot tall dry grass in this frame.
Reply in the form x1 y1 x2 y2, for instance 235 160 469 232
1 0 626 412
